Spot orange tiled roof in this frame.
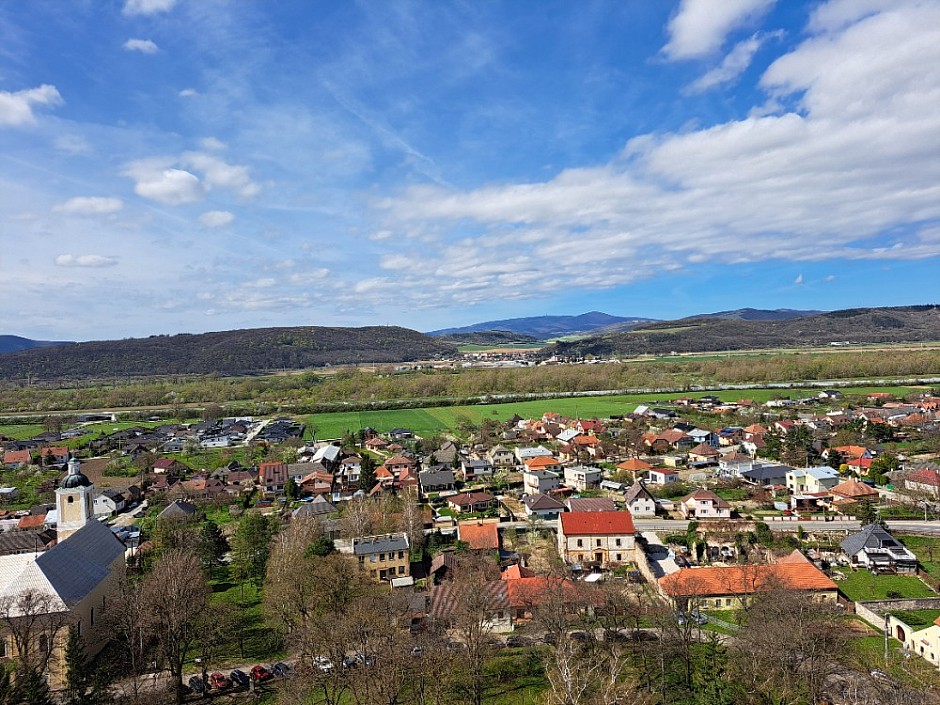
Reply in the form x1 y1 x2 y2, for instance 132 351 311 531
525 456 559 469
457 521 500 550
501 564 536 580
617 458 652 472
17 514 46 530
659 562 837 598
830 478 879 499
560 511 635 536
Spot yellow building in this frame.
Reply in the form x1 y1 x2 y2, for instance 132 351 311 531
353 533 410 582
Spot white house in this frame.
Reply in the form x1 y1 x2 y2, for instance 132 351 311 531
646 468 680 485
563 465 603 491
523 470 561 496
558 511 636 568
786 466 840 494
623 482 657 518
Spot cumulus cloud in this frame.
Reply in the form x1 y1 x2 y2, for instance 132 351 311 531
686 32 781 93
181 151 260 198
55 254 118 268
53 197 124 215
199 137 226 151
0 84 63 127
124 159 205 205
663 0 776 60
123 0 177 16
198 210 234 228
370 4 940 310
794 274 804 285
123 38 159 54
178 88 198 98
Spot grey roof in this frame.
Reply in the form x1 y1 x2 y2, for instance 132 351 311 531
523 493 566 511
840 524 905 557
352 533 409 556
292 496 337 518
0 530 55 556
34 520 124 606
158 500 198 520
567 497 617 512
741 465 790 484
419 469 456 487
429 580 508 619
623 481 656 504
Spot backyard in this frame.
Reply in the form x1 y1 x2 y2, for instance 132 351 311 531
836 570 936 602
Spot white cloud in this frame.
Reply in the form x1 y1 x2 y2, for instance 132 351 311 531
123 38 159 54
54 135 91 155
0 84 62 127
369 4 940 311
794 274 804 285
178 88 198 98
124 159 205 205
663 0 776 60
198 210 234 228
686 32 781 93
123 0 177 16
199 137 226 151
55 254 118 268
181 151 260 198
53 197 124 215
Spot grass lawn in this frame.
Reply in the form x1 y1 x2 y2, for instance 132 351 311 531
0 423 44 440
300 385 926 440
889 609 940 629
848 634 940 691
208 573 285 666
837 570 936 601
899 536 940 579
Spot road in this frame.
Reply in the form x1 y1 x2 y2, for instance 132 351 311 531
496 518 940 535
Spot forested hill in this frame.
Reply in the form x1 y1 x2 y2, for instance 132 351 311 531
0 335 74 354
548 305 940 358
0 326 457 381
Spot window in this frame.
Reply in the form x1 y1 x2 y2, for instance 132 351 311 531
39 634 48 654
725 599 732 606
398 566 405 575
616 554 622 561
595 539 601 547
576 539 583 548
90 607 94 626
398 550 404 559
0 638 6 658
615 538 622 547
379 553 385 561
358 556 364 565
67 496 74 504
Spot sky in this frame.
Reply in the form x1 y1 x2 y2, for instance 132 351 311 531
1 0 939 341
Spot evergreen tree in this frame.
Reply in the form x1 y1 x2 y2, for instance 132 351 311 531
10 668 54 705
198 520 229 571
358 454 376 491
231 513 277 585
61 626 110 705
284 476 299 501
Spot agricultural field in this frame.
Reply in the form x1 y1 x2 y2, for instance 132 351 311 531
301 385 926 440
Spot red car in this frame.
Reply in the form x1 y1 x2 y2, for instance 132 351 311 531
209 672 231 690
251 665 274 683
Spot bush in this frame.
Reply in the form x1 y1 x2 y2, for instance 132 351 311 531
483 651 542 683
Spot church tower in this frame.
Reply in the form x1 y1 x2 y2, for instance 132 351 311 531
56 457 94 541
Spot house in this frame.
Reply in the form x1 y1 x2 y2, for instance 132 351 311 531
829 478 879 505
447 492 496 514
678 489 732 520
740 463 791 488
385 455 417 477
563 465 603 491
38 446 69 466
658 560 838 610
646 468 680 485
840 524 918 573
151 458 189 476
502 576 587 621
460 458 494 482
419 469 456 494
687 443 719 464
173 477 226 501
364 436 389 451
292 495 337 519
428 580 512 633
258 461 290 495
523 470 561 496
566 497 617 513
557 511 636 568
93 489 126 517
523 455 562 474
352 533 410 582
616 458 652 477
623 482 657 518
786 466 840 494
895 615 940 668
514 446 554 463
457 520 500 551
157 500 198 522
488 445 516 468
522 493 566 520
3 450 32 468
905 467 940 496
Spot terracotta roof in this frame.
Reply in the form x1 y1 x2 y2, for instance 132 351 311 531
659 563 837 598
17 514 47 530
560 511 634 536
617 458 652 472
830 478 879 499
501 564 536 580
777 549 812 564
908 468 940 487
457 521 500 550
744 424 767 434
525 456 560 469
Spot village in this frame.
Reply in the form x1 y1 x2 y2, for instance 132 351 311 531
3 387 940 703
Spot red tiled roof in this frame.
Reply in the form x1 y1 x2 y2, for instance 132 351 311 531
525 456 559 469
617 458 652 472
17 514 46 530
659 563 837 598
457 521 500 550
3 450 32 464
908 468 940 487
831 478 879 499
501 564 536 580
560 511 635 536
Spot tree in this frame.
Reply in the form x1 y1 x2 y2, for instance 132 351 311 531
285 476 299 501
826 449 844 470
231 512 277 586
62 626 110 705
200 403 224 422
358 454 377 492
102 578 151 705
0 589 70 677
141 550 211 705
399 491 426 557
197 520 228 571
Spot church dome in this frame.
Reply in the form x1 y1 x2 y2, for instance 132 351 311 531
61 457 92 488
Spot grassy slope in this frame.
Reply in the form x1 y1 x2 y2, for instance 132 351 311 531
838 571 936 601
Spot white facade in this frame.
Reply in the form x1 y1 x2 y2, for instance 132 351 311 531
523 470 560 495
564 466 603 491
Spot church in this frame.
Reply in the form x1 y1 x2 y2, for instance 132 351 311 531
0 458 126 688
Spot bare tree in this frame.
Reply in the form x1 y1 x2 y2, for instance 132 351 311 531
341 496 376 539
399 491 426 557
103 578 153 705
0 588 71 677
140 550 211 705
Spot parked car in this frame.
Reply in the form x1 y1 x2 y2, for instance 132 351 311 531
505 635 532 648
272 662 291 677
251 665 274 682
230 669 250 687
187 675 206 693
209 671 231 690
313 656 334 672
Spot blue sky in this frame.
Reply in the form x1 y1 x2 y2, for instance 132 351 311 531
1 0 939 340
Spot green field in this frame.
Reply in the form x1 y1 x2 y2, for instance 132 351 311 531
889 609 940 629
837 571 936 601
302 385 926 439
899 536 940 579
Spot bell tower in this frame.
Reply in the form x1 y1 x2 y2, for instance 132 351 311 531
56 457 94 541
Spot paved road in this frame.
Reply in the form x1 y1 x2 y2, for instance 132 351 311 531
497 518 940 535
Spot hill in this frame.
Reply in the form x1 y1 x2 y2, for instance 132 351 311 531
429 311 658 339
0 326 457 381
548 305 940 358
0 335 74 354
693 308 823 321
436 331 540 346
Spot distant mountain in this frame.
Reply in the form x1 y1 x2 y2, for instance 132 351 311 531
0 327 457 381
436 331 540 346
0 335 74 354
548 305 940 358
692 308 824 321
429 311 659 339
